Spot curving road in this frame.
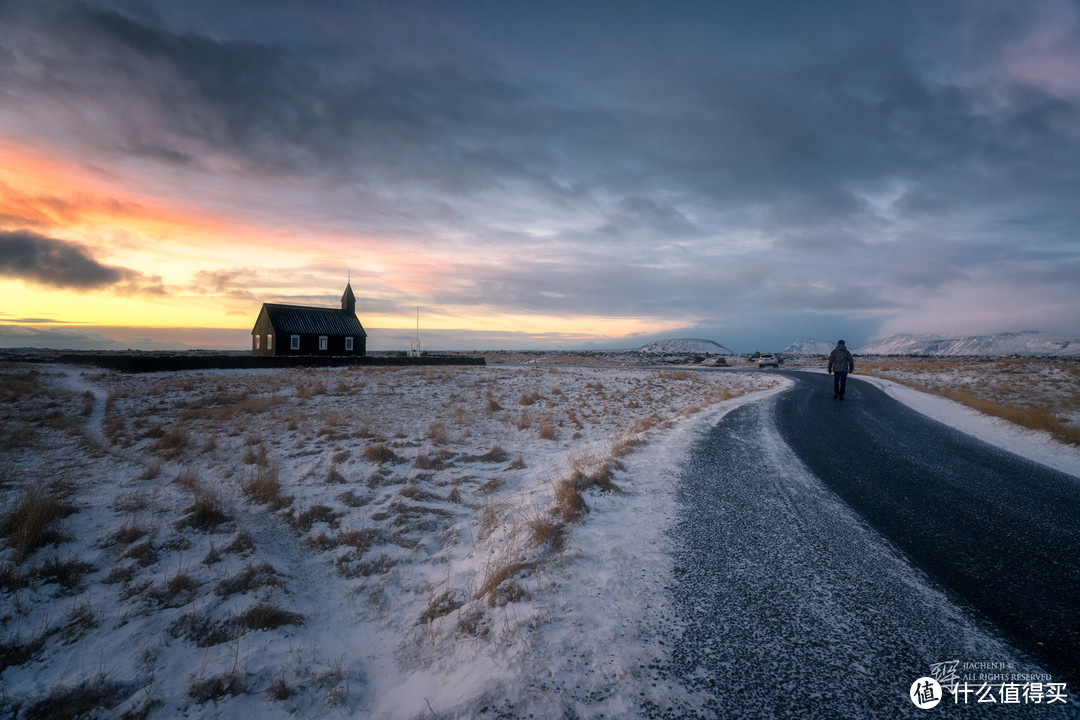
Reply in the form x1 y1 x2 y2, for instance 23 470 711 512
663 371 1080 718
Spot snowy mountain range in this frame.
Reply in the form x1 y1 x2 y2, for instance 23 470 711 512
782 338 836 355
639 338 734 355
857 332 1080 357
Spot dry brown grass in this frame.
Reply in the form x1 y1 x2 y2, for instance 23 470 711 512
518 390 543 406
188 672 248 703
427 422 449 445
243 465 292 509
289 504 341 532
215 561 282 597
537 419 558 441
363 443 399 463
153 426 190 459
236 602 304 631
526 513 565 550
553 478 588 523
419 589 465 624
933 387 1080 445
243 444 268 466
176 487 232 532
21 675 125 720
1 482 78 563
475 561 536 607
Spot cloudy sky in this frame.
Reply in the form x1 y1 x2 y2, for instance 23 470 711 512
1 0 1079 352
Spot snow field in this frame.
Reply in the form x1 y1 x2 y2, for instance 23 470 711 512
0 362 779 718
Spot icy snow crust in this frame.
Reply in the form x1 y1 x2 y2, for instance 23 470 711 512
2 362 1075 718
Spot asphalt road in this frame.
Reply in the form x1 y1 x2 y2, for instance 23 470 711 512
662 372 1080 717
772 371 1080 687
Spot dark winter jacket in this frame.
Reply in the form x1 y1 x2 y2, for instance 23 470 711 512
828 343 854 374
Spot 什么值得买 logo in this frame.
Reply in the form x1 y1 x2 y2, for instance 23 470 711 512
910 677 942 709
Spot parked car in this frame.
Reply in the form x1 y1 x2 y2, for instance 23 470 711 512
758 353 779 368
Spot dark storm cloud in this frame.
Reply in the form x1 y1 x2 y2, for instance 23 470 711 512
2 0 1079 347
5 0 1078 230
0 230 163 293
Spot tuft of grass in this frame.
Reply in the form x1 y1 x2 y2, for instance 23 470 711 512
363 443 399 463
60 600 98 642
1 482 78 563
243 445 268 466
400 484 437 501
110 521 148 548
515 410 531 430
243 465 291 509
225 529 255 555
236 602 304 631
215 561 282 597
475 561 536 607
417 449 457 470
553 479 589 523
337 490 367 507
23 675 125 719
420 589 465 624
176 489 232 532
150 572 199 606
289 504 341 532
169 610 232 647
518 390 543 406
537 419 558 441
153 426 190 459
36 554 96 593
527 513 566 550
337 527 382 552
477 477 504 494
121 540 159 567
268 672 292 701
188 672 247 703
427 422 449 445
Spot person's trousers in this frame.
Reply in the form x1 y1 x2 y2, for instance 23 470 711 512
833 370 848 398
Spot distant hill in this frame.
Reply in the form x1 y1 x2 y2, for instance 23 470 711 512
858 331 1080 357
639 338 734 355
782 338 835 355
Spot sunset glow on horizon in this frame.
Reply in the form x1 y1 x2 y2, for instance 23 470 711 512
2 1 1079 352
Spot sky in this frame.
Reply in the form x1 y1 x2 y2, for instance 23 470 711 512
1 0 1079 353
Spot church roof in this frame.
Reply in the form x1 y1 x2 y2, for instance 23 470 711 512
259 304 367 337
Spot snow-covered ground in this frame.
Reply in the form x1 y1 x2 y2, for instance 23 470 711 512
0 362 778 718
2 360 1076 718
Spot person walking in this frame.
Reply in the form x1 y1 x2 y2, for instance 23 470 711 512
828 339 855 400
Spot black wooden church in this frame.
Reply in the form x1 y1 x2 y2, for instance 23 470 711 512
251 283 367 356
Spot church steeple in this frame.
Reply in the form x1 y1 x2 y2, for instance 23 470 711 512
341 282 356 315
